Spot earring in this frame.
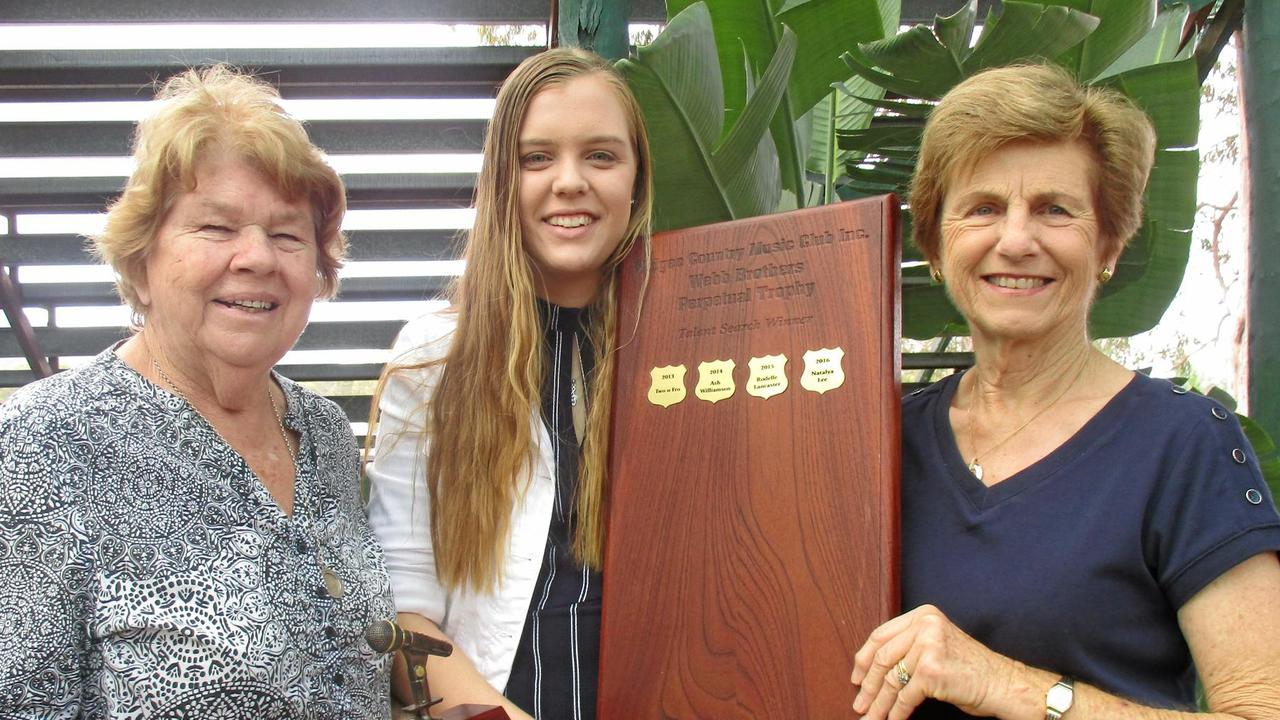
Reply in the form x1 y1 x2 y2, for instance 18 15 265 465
1098 266 1113 284
929 266 944 284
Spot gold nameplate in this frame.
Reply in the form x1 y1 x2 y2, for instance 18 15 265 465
801 348 845 394
647 365 688 408
695 359 737 403
746 354 788 400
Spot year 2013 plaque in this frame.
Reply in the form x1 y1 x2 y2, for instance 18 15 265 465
600 197 901 719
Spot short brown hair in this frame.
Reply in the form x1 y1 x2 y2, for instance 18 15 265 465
93 64 347 316
911 63 1156 264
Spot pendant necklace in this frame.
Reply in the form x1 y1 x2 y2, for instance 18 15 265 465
965 357 1090 482
264 378 343 599
149 346 344 598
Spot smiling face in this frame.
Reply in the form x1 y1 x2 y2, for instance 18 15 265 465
137 151 321 376
938 140 1119 347
517 72 638 307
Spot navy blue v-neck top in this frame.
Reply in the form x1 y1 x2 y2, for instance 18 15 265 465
504 301 601 720
901 371 1280 717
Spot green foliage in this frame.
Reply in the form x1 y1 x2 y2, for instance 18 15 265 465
617 3 795 231
1239 414 1280 501
626 0 1213 342
622 0 895 228
837 1 1202 339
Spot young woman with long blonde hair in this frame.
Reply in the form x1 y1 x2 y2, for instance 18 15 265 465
366 48 652 719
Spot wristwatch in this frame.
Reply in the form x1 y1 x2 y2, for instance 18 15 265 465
1045 676 1074 720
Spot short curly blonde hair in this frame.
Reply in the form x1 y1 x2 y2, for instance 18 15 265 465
93 64 347 316
911 63 1156 265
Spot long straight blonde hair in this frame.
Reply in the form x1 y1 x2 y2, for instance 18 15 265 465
372 48 653 593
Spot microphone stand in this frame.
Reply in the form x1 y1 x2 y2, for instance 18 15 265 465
400 648 444 719
370 622 509 720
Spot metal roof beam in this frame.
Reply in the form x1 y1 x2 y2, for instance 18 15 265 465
0 0 668 23
0 319 407 358
0 0 991 25
0 119 489 156
0 47 538 101
0 173 478 210
0 230 462 265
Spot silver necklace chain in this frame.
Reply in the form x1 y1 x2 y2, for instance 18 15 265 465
144 343 341 596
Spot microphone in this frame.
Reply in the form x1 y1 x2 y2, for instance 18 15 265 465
365 619 454 658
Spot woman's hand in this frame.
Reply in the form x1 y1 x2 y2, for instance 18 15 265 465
850 604 1028 720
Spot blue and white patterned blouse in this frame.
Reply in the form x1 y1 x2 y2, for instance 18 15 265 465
0 348 394 719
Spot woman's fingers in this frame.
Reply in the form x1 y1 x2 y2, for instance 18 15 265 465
851 606 930 684
851 604 1023 719
851 609 936 715
852 605 964 719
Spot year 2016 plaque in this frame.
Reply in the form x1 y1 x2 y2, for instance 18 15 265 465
600 197 901 719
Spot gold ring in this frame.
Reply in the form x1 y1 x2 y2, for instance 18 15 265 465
893 660 911 687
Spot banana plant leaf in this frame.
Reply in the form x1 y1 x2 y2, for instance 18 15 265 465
664 0 893 204
1046 0 1156 81
806 73 887 204
1095 4 1192 80
964 1 1100 74
800 0 905 198
617 3 796 231
830 87 933 118
842 0 1100 99
1090 59 1200 337
934 0 979 66
665 0 893 124
838 124 925 155
776 0 899 115
837 3 1199 340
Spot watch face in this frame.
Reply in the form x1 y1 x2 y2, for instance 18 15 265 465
1047 682 1074 711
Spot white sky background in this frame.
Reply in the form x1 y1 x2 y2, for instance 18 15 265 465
0 21 1249 403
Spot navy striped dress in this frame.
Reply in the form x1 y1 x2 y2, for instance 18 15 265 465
504 301 602 720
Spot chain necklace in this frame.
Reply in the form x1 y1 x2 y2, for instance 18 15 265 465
965 356 1090 482
149 357 294 462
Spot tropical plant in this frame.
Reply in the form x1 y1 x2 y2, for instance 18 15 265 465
620 0 1232 342
838 0 1202 339
616 0 899 230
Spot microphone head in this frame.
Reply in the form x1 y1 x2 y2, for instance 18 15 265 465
365 619 396 653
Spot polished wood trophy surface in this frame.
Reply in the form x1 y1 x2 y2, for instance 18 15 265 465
599 196 901 719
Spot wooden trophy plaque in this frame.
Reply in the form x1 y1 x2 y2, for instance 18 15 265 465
599 196 901 719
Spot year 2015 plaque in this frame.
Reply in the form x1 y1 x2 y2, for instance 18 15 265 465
600 197 901 719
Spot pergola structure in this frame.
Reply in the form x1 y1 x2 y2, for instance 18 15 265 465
0 0 1272 439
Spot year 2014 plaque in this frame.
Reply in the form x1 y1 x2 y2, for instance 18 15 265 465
600 197 901 719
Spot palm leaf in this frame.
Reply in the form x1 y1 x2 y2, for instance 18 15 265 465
963 1 1099 73
1047 0 1156 81
618 3 793 231
1095 4 1191 80
665 0 889 203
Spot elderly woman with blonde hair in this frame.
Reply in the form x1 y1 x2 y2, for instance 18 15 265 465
851 63 1280 720
0 66 393 717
